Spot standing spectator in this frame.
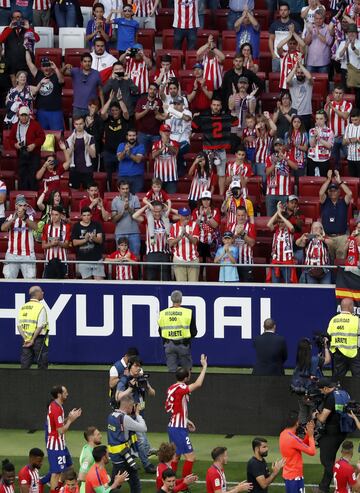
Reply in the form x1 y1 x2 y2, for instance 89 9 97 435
42 206 71 279
64 53 104 118
325 86 352 170
286 62 313 130
168 207 200 282
277 29 305 89
225 146 254 189
36 147 70 195
166 95 192 178
71 207 105 280
227 0 254 30
254 112 277 188
268 3 301 72
84 99 103 167
107 6 139 53
214 231 239 282
135 82 163 152
272 91 297 139
0 11 40 84
151 124 179 194
8 106 45 190
4 70 36 126
0 179 6 228
86 3 111 49
242 114 257 165
119 45 152 95
172 0 199 50
154 55 179 91
133 0 159 29
234 9 260 59
79 182 110 223
285 194 305 264
116 129 145 193
192 191 220 266
335 24 360 109
319 170 352 260
343 108 360 177
111 180 141 255
228 77 257 132
53 0 83 27
105 237 138 280
187 63 213 113
301 0 325 33
253 318 288 375
196 35 225 92
90 38 117 80
304 9 333 73
308 110 334 176
228 205 256 282
284 115 308 179
33 0 51 26
66 116 96 189
188 153 216 210
240 43 259 74
1 194 37 279
25 52 64 131
103 62 139 118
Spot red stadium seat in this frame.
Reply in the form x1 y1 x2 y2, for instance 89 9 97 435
247 177 263 203
93 172 107 195
0 151 17 172
260 31 269 52
254 216 272 237
178 70 195 91
254 10 269 30
189 134 204 154
298 198 320 220
35 48 62 68
156 9 174 31
70 191 89 212
62 89 74 121
205 258 220 282
312 73 329 96
213 9 229 31
177 176 192 194
342 177 359 203
0 233 9 253
298 176 326 197
268 72 280 92
162 29 175 49
137 29 156 50
221 31 236 52
9 191 38 209
0 170 16 191
63 76 73 89
64 48 88 67
260 93 279 112
253 237 272 258
3 130 13 151
253 257 267 282
258 52 272 74
185 51 198 70
196 30 219 49
155 50 183 71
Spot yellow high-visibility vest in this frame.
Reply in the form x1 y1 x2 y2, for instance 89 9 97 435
328 313 359 358
18 300 49 346
158 307 192 340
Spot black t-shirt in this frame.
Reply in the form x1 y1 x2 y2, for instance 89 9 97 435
323 391 340 429
71 220 103 261
34 71 63 111
247 457 270 493
104 115 129 153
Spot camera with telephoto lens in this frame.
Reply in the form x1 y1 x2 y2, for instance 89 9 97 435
345 401 360 417
313 332 330 350
129 48 139 58
119 448 138 470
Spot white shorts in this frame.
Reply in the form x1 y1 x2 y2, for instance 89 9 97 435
3 253 36 279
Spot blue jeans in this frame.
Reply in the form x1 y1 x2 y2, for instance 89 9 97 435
272 58 281 72
227 10 242 30
331 136 347 170
36 109 64 130
115 233 141 256
271 266 292 283
255 162 266 191
119 174 144 194
54 3 77 27
306 65 329 74
173 28 197 50
299 269 331 284
137 132 160 155
136 431 151 468
265 194 287 217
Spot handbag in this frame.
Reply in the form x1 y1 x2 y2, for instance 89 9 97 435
346 49 360 88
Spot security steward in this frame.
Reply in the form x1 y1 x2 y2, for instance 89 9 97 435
314 378 353 493
158 290 197 372
17 285 49 369
107 395 147 493
327 297 360 378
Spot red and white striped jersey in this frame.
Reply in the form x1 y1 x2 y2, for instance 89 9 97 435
327 100 352 137
305 238 329 266
228 221 256 264
146 218 170 254
225 197 253 225
46 400 66 451
107 249 137 280
279 50 303 89
169 221 200 261
191 207 220 244
271 226 294 262
226 161 253 180
18 465 40 493
0 0 10 7
203 55 223 91
265 152 294 196
145 188 170 203
308 126 334 162
152 139 179 182
188 169 215 201
287 130 308 168
42 222 71 262
153 68 178 94
0 483 14 493
6 214 35 256
243 127 257 149
134 0 156 17
126 58 149 94
33 0 51 10
172 0 199 29
255 134 272 163
165 382 190 428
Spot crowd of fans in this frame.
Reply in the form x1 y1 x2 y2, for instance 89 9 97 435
0 0 359 282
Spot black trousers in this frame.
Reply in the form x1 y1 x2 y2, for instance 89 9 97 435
111 461 141 493
333 349 360 378
69 170 93 190
20 336 48 369
146 252 171 281
18 152 40 190
319 430 347 493
238 266 253 282
307 158 329 177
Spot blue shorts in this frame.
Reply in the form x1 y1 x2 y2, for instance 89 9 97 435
284 477 305 493
47 447 73 473
167 427 193 455
36 109 64 131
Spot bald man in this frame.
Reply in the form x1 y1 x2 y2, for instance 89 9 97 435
252 318 288 376
17 286 49 369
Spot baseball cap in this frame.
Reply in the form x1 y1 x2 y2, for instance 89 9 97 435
238 76 249 84
274 137 285 145
159 124 171 133
193 62 204 70
230 180 241 189
171 96 184 104
19 106 30 115
328 183 339 190
288 194 298 202
201 191 212 199
132 43 143 50
161 54 172 62
223 231 234 239
317 377 337 389
178 207 191 216
15 194 26 205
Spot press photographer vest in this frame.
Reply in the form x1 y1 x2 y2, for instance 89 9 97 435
328 313 359 358
107 411 137 463
18 300 49 346
158 307 192 340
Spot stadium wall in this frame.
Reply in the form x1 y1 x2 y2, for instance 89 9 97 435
0 280 336 366
1 370 360 435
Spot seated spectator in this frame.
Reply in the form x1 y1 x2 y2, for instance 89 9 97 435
4 70 36 126
116 129 145 193
154 55 179 92
296 221 332 284
84 99 103 166
1 194 37 279
225 146 253 190
166 95 192 178
228 76 257 134
286 61 313 130
0 11 40 86
343 108 360 178
79 182 110 223
188 152 216 210
66 115 96 189
86 3 111 49
187 63 213 114
151 124 179 194
105 237 137 280
304 9 333 73
345 217 360 273
132 200 172 281
228 205 256 282
103 62 139 118
71 207 105 280
160 78 188 114
133 0 159 29
335 24 360 108
168 207 200 282
307 110 334 176
120 44 152 95
234 9 260 60
227 0 254 30
36 145 70 195
214 231 239 282
221 180 254 224
242 113 257 164
42 206 71 279
267 201 297 283
319 170 352 260
301 0 325 35
9 106 45 190
284 115 308 180
111 180 141 255
277 30 305 88
172 0 199 50
107 6 139 54
196 35 225 91
192 191 221 266
135 81 163 153
285 195 305 265
91 38 117 81
53 0 82 27
142 177 171 235
272 90 297 140
25 52 65 131
254 111 277 188
0 178 6 227
239 43 259 74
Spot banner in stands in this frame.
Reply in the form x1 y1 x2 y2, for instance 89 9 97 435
0 281 337 366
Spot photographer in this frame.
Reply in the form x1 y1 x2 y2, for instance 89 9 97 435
103 62 139 118
119 44 152 96
291 337 331 425
8 105 45 190
115 357 156 474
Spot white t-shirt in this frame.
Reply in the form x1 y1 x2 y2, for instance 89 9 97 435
168 108 192 143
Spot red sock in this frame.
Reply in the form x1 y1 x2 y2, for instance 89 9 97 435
171 460 179 473
182 460 194 477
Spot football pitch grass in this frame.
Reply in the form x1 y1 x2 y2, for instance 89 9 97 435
0 429 326 493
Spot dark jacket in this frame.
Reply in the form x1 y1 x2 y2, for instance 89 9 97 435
221 67 265 111
252 331 288 376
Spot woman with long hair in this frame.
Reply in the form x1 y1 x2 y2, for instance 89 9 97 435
308 110 334 176
188 152 216 211
4 71 38 126
240 42 259 73
272 90 297 139
254 112 277 188
285 115 308 181
35 188 68 242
